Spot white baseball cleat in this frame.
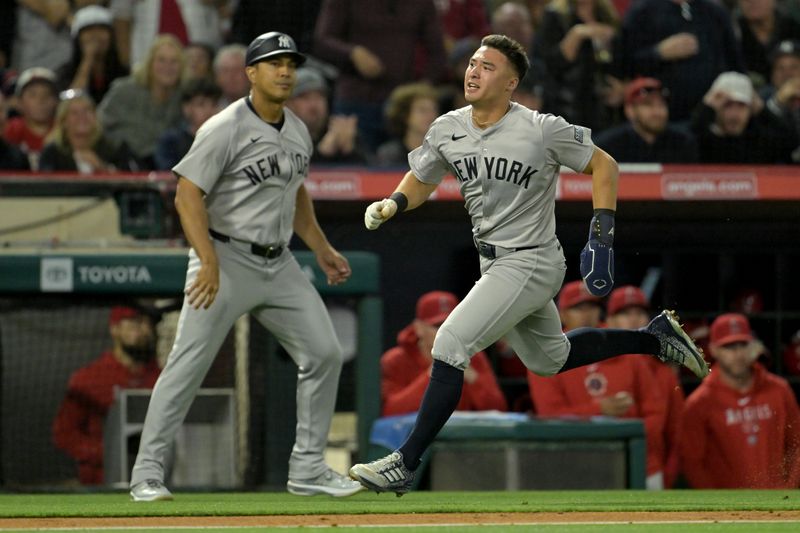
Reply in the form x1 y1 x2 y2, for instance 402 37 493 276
349 451 415 496
287 468 365 497
130 479 173 502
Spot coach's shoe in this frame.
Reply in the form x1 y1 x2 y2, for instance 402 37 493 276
645 310 710 379
130 479 173 502
287 468 365 497
349 451 414 496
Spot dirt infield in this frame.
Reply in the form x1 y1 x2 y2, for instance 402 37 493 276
2 510 800 528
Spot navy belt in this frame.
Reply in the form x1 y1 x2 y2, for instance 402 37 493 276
209 229 284 259
474 239 539 260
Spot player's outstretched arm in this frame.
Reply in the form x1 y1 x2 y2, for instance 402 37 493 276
579 147 619 296
175 176 219 309
364 171 438 230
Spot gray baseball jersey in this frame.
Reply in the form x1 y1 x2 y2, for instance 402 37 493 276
409 102 593 248
408 103 594 374
174 99 311 245
131 97 344 486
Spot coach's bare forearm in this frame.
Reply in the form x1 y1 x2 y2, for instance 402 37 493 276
394 171 439 211
583 147 618 211
293 184 331 252
174 177 217 265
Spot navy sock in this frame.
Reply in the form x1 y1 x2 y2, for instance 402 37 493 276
559 328 660 373
398 359 463 470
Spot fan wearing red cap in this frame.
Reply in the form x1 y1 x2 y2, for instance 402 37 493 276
604 285 685 489
556 280 603 327
530 281 667 488
679 313 800 488
381 291 507 417
52 305 160 486
593 77 698 163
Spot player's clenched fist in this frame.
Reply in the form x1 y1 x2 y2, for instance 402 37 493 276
364 199 398 230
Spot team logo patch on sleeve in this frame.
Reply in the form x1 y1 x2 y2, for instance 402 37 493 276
574 126 584 143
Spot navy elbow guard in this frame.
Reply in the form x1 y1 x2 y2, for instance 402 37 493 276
580 209 615 296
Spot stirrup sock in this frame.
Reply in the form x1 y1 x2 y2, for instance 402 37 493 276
398 359 463 469
559 328 660 373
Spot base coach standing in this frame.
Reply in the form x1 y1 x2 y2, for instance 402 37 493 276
129 31 363 501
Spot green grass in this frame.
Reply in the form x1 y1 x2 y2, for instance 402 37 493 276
0 490 798 518
2 525 800 533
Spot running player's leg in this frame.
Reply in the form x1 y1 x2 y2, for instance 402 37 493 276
560 312 708 377
505 284 687 376
397 244 567 470
558 327 661 372
505 298 660 374
250 255 343 482
503 299 569 374
130 244 256 487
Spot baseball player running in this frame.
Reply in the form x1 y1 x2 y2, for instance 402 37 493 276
129 31 363 501
349 34 709 495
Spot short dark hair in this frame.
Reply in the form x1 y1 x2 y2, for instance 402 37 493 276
480 34 529 81
180 78 221 103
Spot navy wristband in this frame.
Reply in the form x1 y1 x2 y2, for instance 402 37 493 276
590 208 615 246
389 191 409 213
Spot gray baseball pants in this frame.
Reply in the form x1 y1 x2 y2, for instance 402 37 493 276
433 239 569 375
130 240 343 486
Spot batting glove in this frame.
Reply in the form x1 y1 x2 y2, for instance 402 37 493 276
364 199 398 230
580 209 615 297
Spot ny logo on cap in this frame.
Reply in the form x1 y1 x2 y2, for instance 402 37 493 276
278 35 291 48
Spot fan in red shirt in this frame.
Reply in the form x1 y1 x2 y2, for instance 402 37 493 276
381 290 507 416
680 313 800 488
605 285 685 488
528 281 667 489
52 306 161 485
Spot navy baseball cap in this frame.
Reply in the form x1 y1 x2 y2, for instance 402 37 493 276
245 32 306 67
769 39 800 65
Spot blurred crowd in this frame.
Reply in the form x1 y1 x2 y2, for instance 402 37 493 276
4 0 800 174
